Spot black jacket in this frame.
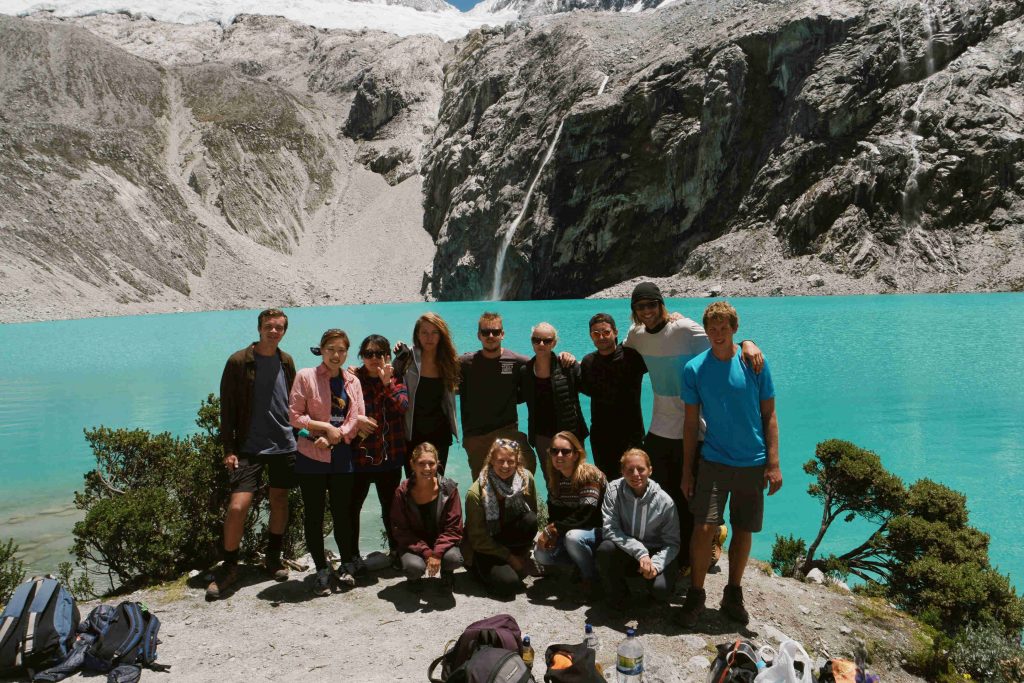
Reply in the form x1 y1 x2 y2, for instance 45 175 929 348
518 357 589 447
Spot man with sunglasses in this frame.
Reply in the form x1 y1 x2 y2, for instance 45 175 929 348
624 282 764 574
460 312 535 479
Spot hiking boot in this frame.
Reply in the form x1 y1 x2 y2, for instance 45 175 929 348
265 557 289 582
205 563 239 601
312 567 332 597
334 566 357 589
721 584 749 624
348 555 368 579
675 587 706 629
710 525 728 570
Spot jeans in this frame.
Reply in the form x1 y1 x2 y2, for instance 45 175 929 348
595 539 679 602
400 547 464 579
534 527 601 580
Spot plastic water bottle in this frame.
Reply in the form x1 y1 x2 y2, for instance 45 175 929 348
585 623 603 675
615 628 643 682
522 635 534 671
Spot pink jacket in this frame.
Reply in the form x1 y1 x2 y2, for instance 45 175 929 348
288 364 365 463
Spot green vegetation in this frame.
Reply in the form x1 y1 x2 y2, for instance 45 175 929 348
71 394 307 593
0 538 25 605
773 439 1024 681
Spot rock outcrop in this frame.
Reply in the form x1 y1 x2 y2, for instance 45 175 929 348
424 0 1024 300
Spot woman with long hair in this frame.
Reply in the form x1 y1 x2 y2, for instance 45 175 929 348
390 442 464 591
394 313 460 475
533 431 606 599
288 329 376 596
463 438 538 598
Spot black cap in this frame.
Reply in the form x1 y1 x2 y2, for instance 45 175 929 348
631 282 664 307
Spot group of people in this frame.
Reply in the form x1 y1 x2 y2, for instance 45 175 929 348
208 281 781 629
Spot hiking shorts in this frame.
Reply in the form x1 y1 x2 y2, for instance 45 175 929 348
229 452 298 493
689 459 765 532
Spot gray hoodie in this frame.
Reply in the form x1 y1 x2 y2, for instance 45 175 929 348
601 477 680 573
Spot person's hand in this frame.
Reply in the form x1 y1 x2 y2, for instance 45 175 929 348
356 415 378 439
507 553 526 573
325 424 343 445
378 363 395 384
223 454 239 470
740 341 765 373
681 470 695 500
542 524 558 550
764 463 783 495
638 555 657 580
314 436 331 449
557 351 576 367
668 311 684 322
346 364 360 376
426 556 441 577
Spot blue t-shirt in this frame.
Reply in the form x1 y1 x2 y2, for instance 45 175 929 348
681 349 775 467
241 352 297 456
295 376 354 475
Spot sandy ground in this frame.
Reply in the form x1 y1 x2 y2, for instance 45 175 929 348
57 557 926 682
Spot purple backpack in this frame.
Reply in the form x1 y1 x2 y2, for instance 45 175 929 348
428 614 523 682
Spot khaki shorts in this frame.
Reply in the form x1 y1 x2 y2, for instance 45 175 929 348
689 459 765 532
463 425 535 480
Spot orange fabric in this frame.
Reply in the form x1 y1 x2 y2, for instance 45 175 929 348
551 652 573 669
831 659 857 683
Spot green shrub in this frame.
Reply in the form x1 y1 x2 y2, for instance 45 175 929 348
948 622 1024 683
770 533 806 577
0 538 26 605
71 394 307 592
56 561 96 601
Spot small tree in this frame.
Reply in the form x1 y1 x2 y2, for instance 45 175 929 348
0 538 26 604
797 439 905 581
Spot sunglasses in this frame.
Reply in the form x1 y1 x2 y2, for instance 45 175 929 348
495 438 520 450
632 301 660 312
548 447 574 457
531 337 555 345
479 328 503 337
361 350 389 359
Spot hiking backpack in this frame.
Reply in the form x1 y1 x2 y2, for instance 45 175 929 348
83 601 162 673
0 577 80 678
708 639 760 683
428 614 524 682
542 641 603 683
446 646 533 683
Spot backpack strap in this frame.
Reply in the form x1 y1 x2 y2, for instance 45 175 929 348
0 580 36 648
427 654 446 683
716 639 741 683
112 604 143 661
22 578 59 657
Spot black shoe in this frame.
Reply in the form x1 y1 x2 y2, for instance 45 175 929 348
721 584 749 624
675 587 706 629
205 563 239 601
265 557 289 582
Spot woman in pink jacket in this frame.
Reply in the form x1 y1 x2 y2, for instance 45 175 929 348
289 328 375 596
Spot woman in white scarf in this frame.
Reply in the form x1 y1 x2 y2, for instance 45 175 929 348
463 438 539 597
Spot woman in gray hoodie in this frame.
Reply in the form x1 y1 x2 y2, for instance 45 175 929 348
597 448 681 611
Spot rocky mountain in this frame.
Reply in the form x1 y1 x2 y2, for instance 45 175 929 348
355 0 460 13
425 0 1024 301
1 0 1022 322
469 0 660 19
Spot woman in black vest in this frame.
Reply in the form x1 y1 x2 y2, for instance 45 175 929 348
518 322 589 493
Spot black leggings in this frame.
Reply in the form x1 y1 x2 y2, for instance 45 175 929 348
351 468 403 555
298 473 356 571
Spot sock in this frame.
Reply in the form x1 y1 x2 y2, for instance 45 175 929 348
267 533 284 563
223 548 240 566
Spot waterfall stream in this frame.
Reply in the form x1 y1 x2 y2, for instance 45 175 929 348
488 72 610 300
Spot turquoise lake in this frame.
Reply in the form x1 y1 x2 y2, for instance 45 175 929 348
1 294 1022 585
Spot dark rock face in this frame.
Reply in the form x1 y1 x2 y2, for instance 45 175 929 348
424 0 1024 300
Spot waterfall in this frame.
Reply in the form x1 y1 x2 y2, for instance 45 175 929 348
489 71 610 300
921 0 936 76
901 87 928 225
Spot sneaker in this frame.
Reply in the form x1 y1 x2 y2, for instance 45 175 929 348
710 525 728 570
265 557 289 582
721 584 749 624
312 567 332 597
675 587 706 629
205 563 239 601
334 566 357 589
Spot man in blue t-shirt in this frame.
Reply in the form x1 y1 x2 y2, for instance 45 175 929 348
676 301 781 629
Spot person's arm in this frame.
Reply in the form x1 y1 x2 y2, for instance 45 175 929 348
219 357 239 462
740 340 765 374
557 351 576 368
431 486 464 558
680 362 702 499
601 484 649 561
649 498 680 574
762 398 782 494
384 378 409 415
390 489 431 559
465 487 510 560
339 375 367 442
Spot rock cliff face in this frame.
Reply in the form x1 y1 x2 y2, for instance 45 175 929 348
424 0 1024 300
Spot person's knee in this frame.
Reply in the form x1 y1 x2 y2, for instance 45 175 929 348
227 493 252 516
596 539 617 559
402 554 426 580
564 529 592 550
694 523 719 539
441 548 464 572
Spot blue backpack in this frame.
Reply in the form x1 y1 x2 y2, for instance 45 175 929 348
0 577 80 678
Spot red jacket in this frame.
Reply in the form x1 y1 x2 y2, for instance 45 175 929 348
390 477 463 560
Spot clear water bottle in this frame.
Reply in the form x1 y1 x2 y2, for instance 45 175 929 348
585 622 603 675
616 628 643 682
522 635 534 671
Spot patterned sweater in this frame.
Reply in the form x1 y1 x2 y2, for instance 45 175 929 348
547 471 607 535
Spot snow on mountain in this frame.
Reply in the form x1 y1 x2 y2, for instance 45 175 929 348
3 0 519 39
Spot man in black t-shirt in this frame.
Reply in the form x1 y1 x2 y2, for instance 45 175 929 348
459 312 534 479
578 313 647 481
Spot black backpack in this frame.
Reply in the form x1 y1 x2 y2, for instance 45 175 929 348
447 646 533 683
0 577 80 678
428 614 524 682
708 639 759 683
542 642 603 683
83 602 162 673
